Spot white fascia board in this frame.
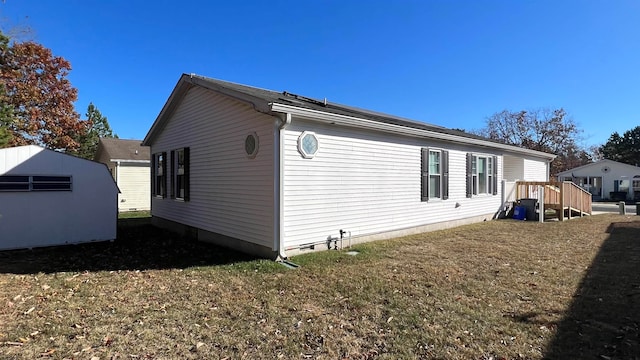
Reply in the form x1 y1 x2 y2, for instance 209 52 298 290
110 159 150 164
270 103 556 161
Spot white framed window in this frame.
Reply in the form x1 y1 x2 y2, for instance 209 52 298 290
153 152 166 198
467 153 497 197
421 148 448 201
245 132 259 159
171 148 190 201
298 131 319 159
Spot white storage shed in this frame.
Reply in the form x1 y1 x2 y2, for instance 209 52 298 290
0 145 118 251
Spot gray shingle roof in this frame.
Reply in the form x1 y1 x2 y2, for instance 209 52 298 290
97 138 149 161
188 75 494 140
144 74 555 160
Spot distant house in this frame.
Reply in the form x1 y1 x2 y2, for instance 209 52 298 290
142 74 556 259
95 138 150 212
0 145 118 251
557 159 640 201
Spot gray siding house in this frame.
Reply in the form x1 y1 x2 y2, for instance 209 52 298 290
143 74 555 259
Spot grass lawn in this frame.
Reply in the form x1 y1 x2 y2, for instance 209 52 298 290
0 214 638 359
117 210 151 219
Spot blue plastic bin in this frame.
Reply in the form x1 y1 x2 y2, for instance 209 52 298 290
513 206 526 220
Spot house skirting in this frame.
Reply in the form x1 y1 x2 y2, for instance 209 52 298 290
284 213 496 256
153 213 494 259
151 216 277 259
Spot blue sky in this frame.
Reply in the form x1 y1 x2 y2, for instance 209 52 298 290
1 0 638 147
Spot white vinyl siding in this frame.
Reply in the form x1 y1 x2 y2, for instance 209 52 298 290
117 163 150 211
150 87 275 248
282 120 503 249
503 154 525 181
523 158 548 181
502 154 548 182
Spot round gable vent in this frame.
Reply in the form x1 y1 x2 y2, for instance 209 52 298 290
601 166 611 173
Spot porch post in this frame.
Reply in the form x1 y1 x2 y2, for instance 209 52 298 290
538 185 544 223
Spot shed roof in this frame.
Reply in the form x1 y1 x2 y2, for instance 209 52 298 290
144 74 556 160
0 144 119 192
96 138 149 162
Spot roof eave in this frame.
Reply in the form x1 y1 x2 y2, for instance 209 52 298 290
143 74 272 146
110 159 151 164
143 75 193 146
557 158 640 175
270 103 556 161
188 75 272 114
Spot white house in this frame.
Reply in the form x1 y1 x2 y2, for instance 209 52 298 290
0 145 118 251
95 138 151 212
142 74 555 259
557 159 640 201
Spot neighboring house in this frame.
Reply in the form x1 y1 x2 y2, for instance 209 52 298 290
557 159 640 201
0 145 118 251
95 138 151 212
142 74 556 259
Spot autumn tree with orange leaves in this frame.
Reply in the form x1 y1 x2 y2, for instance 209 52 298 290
0 30 86 151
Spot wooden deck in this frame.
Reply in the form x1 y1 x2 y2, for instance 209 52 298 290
516 181 592 221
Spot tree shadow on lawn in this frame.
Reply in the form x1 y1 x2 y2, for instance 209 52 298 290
543 220 640 359
0 221 259 274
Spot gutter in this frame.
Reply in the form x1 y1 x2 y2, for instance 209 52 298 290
110 159 150 164
274 112 291 260
270 103 557 161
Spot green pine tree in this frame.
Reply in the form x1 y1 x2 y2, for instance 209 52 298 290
74 103 118 159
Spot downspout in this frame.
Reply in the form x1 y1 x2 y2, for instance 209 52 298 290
274 113 291 261
115 161 120 205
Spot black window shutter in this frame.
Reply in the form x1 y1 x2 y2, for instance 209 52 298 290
151 154 156 197
184 147 190 201
466 153 473 198
492 155 498 195
442 150 449 200
170 150 175 199
162 152 167 198
421 148 429 202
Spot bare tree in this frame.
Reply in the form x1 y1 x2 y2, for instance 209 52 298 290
478 108 591 176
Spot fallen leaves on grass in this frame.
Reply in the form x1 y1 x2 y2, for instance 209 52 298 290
0 215 638 359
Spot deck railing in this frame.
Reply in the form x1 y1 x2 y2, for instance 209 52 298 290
515 181 592 220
